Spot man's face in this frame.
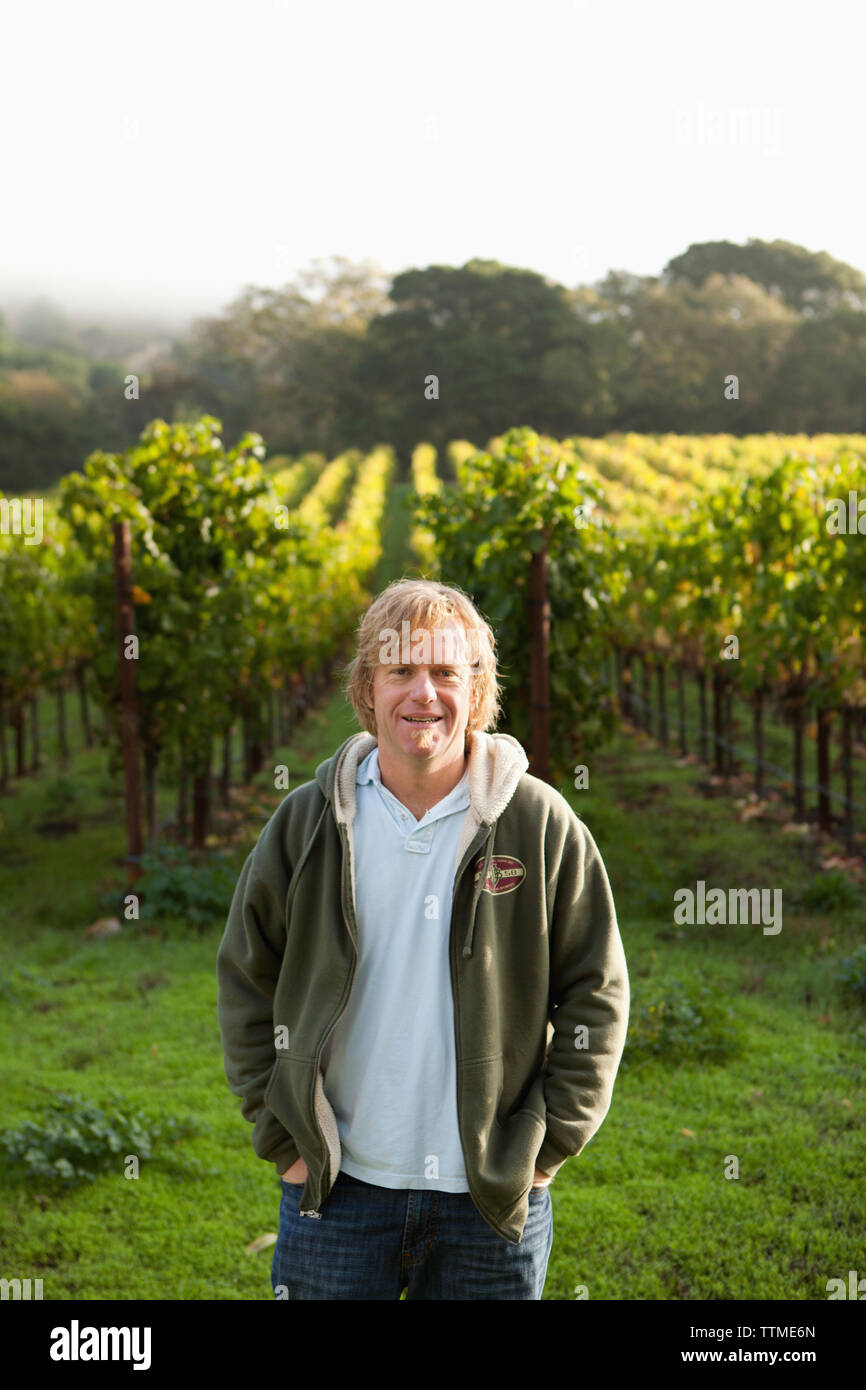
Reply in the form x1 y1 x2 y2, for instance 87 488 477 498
371 621 474 765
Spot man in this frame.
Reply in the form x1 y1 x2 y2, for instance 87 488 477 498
216 577 629 1300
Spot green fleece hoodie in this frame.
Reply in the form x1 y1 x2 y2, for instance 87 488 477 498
216 729 629 1244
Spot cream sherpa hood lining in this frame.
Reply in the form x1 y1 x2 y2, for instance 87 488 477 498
328 730 529 869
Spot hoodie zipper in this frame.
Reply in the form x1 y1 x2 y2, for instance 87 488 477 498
299 821 358 1218
448 825 513 1242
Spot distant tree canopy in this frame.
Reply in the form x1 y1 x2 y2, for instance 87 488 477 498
3 240 866 490
663 237 866 315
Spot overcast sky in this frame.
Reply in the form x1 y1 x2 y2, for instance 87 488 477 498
3 0 865 325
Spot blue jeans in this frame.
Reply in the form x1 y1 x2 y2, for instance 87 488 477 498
271 1170 553 1300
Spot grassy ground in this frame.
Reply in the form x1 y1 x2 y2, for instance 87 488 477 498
1 483 864 1299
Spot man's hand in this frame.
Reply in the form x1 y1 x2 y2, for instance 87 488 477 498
281 1156 308 1184
531 1168 553 1187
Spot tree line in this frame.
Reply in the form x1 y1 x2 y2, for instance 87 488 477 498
4 237 866 491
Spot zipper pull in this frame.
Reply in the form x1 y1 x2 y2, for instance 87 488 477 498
300 1208 322 1219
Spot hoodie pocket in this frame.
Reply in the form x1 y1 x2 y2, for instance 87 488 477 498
265 1054 329 1185
461 1054 547 1224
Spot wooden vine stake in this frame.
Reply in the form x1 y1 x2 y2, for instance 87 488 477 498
112 520 143 886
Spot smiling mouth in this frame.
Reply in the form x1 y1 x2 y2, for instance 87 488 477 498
402 715 443 724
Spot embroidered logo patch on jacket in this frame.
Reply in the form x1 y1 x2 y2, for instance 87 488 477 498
474 855 526 895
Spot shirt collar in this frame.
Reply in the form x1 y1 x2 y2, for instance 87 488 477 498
357 745 470 811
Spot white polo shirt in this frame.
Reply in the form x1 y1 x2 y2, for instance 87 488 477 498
320 744 472 1191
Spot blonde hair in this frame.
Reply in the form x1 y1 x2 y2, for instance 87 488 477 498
344 578 502 739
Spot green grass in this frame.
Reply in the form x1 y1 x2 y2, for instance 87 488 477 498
0 692 359 1298
543 729 866 1299
1 485 864 1299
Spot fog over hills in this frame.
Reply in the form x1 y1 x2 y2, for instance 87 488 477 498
0 284 206 363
